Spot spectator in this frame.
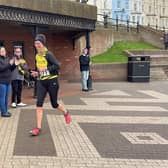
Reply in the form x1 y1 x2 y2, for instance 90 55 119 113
163 33 168 50
11 47 28 108
79 48 90 92
0 47 18 117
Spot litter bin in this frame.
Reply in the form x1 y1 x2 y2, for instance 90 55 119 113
127 55 150 82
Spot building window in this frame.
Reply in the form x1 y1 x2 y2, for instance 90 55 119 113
148 18 151 25
163 8 165 15
13 41 25 58
149 6 152 13
137 16 140 23
117 0 121 8
141 17 144 25
142 4 144 12
132 16 135 22
116 14 118 19
126 15 129 20
125 0 129 9
134 3 137 11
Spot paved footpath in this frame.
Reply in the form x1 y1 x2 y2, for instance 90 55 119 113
1 81 168 168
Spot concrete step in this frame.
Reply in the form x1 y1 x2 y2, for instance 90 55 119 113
150 67 168 80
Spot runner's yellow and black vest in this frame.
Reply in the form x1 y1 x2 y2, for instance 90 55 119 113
35 48 58 80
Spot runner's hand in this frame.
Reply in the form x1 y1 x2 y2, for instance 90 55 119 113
31 71 39 77
9 58 15 65
15 59 20 66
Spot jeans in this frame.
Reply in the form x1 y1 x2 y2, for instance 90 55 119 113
81 71 89 90
0 83 10 115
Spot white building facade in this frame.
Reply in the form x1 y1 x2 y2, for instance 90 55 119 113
87 0 112 21
69 0 168 30
122 0 168 30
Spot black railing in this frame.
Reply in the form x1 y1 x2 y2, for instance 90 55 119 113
97 14 168 33
97 14 139 33
147 24 168 32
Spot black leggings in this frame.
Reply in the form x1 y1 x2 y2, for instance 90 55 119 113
36 78 59 108
11 80 23 104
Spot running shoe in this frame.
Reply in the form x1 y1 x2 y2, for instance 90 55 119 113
64 112 72 124
29 128 41 136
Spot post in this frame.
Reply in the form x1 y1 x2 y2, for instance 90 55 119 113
85 31 93 90
103 14 108 28
116 16 119 31
85 31 91 53
33 26 39 98
137 21 139 33
127 20 129 32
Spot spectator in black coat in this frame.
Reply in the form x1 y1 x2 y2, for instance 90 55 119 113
79 48 90 91
163 33 168 49
0 47 19 117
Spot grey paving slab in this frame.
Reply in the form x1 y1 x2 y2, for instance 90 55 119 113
2 81 168 167
79 123 168 160
13 109 57 156
49 109 168 117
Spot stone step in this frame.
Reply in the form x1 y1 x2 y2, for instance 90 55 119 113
150 67 168 80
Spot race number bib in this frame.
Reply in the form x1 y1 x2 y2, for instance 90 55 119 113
39 70 50 77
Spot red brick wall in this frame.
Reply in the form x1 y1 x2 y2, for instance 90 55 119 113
0 22 81 80
0 23 35 67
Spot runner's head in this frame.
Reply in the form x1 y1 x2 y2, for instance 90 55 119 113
34 34 46 53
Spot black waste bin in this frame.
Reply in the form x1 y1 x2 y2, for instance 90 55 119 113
128 55 150 82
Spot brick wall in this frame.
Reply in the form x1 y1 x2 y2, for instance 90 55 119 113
0 23 81 80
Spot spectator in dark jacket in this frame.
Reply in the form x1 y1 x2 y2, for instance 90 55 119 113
163 33 168 49
0 47 18 117
11 47 28 108
79 48 90 91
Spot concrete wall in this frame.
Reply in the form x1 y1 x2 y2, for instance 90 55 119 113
91 63 127 81
111 26 165 49
79 27 142 57
0 0 97 20
79 28 114 56
139 26 164 49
